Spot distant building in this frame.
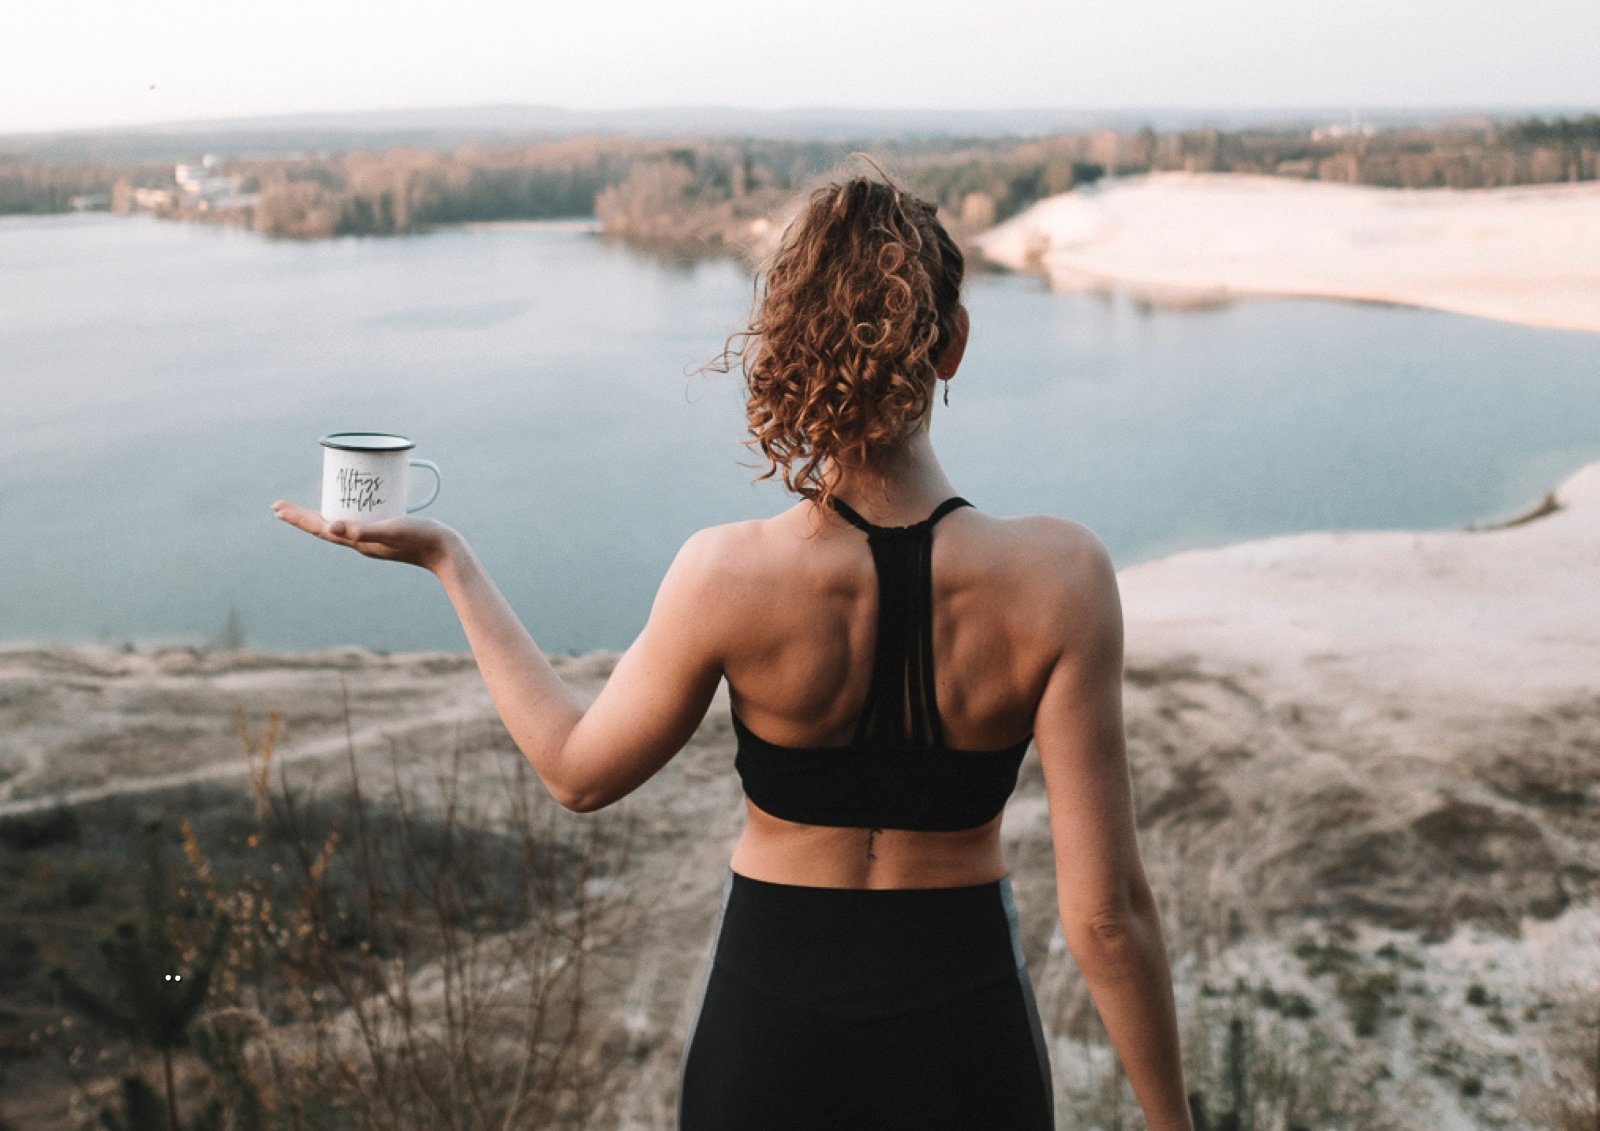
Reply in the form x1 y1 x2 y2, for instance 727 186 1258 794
1312 115 1379 143
175 155 249 211
132 187 177 211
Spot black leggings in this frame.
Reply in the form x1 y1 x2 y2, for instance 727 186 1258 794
679 871 1055 1130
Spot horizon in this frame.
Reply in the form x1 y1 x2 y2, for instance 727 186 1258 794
6 98 1595 141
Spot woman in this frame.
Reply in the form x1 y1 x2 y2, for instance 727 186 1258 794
272 168 1193 1131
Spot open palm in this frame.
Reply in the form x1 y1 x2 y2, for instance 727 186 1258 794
271 500 456 572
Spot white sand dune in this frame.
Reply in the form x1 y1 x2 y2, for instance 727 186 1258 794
977 173 1600 333
1120 458 1600 725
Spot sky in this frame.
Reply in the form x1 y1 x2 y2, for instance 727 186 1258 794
4 0 1597 133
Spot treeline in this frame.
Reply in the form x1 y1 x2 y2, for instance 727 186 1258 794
0 156 165 213
590 140 1107 253
0 132 1192 241
242 138 650 237
201 138 887 240
1504 113 1600 146
218 137 1089 243
4 115 1597 244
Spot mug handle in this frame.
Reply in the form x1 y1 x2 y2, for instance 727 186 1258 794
407 459 442 512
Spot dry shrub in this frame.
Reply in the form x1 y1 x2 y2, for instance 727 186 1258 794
168 697 635 1130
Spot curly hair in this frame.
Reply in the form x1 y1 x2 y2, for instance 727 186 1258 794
707 165 965 515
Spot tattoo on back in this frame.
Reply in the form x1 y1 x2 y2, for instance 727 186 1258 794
866 826 882 862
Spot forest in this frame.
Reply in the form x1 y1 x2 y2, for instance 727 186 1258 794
2 114 1595 248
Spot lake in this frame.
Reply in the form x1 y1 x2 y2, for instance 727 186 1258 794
3 212 1598 654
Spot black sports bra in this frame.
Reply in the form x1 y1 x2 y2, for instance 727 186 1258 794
732 495 1032 832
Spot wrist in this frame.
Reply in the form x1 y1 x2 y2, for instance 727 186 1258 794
427 528 471 579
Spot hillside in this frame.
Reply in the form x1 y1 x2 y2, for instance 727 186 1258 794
2 462 1598 1128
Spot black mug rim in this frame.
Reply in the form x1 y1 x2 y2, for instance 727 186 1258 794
319 431 417 453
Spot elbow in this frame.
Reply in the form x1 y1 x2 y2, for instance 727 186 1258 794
1063 909 1147 980
524 739 608 813
1061 883 1160 977
1066 905 1139 947
551 781 608 814
1083 908 1141 950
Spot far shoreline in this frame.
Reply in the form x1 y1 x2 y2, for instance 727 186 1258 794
24 174 1600 337
443 218 602 233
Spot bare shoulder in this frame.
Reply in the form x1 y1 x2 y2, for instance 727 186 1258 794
661 511 801 601
656 509 824 673
665 518 764 588
987 512 1109 566
985 513 1122 655
977 513 1114 589
672 518 759 566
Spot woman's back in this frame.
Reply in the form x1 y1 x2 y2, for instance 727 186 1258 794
710 490 1103 889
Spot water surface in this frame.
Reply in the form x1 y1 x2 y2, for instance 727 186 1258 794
3 213 1597 653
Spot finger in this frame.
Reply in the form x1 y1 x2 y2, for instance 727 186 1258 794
333 517 407 542
273 502 358 548
273 502 326 536
328 516 402 541
271 501 309 528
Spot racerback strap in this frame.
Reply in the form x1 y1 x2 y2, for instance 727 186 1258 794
828 495 973 749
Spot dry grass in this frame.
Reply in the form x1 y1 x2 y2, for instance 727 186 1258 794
13 690 634 1130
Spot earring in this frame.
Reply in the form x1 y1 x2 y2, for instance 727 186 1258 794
941 377 950 406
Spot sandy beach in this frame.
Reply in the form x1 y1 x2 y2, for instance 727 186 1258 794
3 458 1598 1128
977 172 1600 334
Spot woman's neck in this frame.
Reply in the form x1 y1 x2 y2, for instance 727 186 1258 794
823 425 958 525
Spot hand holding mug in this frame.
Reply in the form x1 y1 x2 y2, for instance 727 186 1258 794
272 431 457 571
270 500 457 572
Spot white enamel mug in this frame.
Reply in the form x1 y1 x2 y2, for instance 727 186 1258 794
319 432 442 523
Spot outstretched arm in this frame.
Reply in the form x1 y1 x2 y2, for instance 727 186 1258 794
271 502 725 811
431 527 725 810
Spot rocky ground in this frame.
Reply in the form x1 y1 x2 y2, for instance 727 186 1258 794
2 462 1597 1129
